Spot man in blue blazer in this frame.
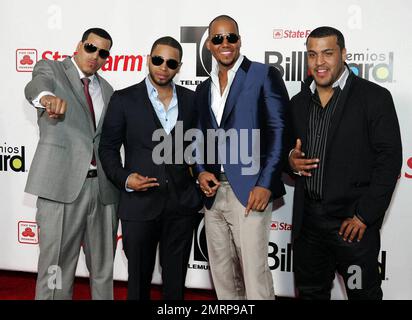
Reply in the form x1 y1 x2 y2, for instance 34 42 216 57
194 15 289 299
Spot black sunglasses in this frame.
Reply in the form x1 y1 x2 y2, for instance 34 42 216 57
210 33 239 45
83 43 110 59
150 55 180 70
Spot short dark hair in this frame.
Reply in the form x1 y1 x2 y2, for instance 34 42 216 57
306 26 345 50
208 15 239 35
150 36 183 62
82 28 113 49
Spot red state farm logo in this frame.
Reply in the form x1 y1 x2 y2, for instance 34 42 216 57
18 221 39 244
273 29 283 39
16 49 38 72
271 221 292 231
273 29 311 39
404 157 412 179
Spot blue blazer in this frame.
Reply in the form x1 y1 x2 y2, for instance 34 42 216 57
194 57 290 209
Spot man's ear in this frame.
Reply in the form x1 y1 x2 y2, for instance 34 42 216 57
341 47 347 61
206 38 211 51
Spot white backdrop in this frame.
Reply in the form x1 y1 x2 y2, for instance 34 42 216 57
1 0 411 299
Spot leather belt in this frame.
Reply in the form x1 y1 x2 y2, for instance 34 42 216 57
86 169 98 178
218 172 228 182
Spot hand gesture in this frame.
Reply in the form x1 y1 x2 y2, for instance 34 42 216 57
40 95 67 119
198 171 220 197
245 186 272 216
127 173 159 191
289 138 319 177
339 215 367 243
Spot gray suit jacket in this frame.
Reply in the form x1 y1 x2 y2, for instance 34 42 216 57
25 57 119 204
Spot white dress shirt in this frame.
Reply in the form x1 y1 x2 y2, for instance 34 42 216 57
209 54 244 172
210 55 244 126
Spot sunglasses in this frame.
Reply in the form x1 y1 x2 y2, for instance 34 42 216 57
150 55 180 70
83 43 110 59
210 33 239 45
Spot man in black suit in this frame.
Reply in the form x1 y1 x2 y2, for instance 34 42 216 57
288 26 402 299
99 36 202 300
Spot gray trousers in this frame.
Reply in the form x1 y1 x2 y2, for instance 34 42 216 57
35 177 118 300
204 182 275 300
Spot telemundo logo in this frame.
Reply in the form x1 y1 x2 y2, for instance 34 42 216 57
0 143 26 172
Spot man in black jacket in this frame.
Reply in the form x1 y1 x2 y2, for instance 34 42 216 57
99 36 202 300
288 26 402 299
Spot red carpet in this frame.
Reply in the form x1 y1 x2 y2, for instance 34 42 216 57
0 270 217 300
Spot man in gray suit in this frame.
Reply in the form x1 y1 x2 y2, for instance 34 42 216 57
24 28 119 300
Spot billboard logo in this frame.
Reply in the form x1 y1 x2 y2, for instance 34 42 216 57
18 221 39 244
379 250 387 281
0 143 26 173
265 51 309 82
16 49 37 72
265 50 394 83
268 242 293 272
347 51 394 83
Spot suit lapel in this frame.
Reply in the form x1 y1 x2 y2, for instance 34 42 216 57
325 73 354 152
62 58 95 134
175 85 184 123
220 57 251 127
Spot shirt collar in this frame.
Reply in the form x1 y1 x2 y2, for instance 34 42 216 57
211 54 244 78
71 56 96 84
310 65 349 94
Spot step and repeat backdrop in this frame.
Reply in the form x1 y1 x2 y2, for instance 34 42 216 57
1 0 411 299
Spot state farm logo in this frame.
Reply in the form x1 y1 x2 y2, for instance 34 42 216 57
270 221 292 231
16 49 37 72
18 221 39 244
402 156 412 179
273 29 311 39
16 48 144 73
273 29 283 39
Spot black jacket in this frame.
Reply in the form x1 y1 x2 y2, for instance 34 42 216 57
288 72 402 240
99 80 202 221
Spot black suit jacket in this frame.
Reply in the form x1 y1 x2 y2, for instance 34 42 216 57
99 79 202 221
288 72 402 240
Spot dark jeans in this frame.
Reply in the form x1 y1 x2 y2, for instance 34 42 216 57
122 207 196 300
293 198 383 300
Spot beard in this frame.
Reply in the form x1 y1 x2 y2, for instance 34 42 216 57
148 70 173 87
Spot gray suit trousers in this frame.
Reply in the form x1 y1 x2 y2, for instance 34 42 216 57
35 176 118 300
